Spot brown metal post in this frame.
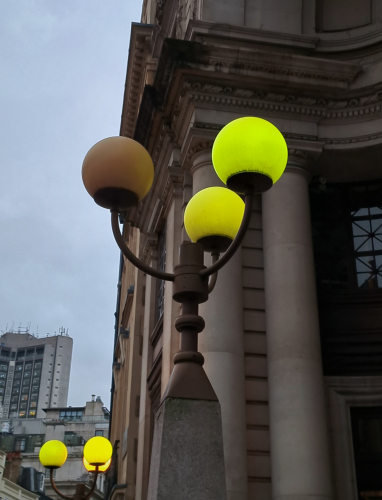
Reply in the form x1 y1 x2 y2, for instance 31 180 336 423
73 483 86 500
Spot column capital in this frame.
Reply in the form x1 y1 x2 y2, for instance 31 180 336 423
286 139 325 178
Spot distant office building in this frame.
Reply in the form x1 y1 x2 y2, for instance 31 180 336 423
0 330 72 419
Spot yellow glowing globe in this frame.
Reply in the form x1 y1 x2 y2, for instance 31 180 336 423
83 436 113 466
212 117 288 193
39 440 68 469
82 136 154 209
184 187 244 252
83 457 111 473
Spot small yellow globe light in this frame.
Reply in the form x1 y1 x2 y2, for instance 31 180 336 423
212 117 288 194
184 187 244 253
39 440 68 469
83 436 113 466
83 457 111 473
82 136 154 210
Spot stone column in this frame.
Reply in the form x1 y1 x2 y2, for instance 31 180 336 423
191 151 248 500
262 151 333 500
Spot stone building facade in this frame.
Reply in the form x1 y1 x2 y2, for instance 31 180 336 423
109 1 382 500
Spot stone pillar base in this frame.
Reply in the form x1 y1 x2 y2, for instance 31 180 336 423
147 397 227 500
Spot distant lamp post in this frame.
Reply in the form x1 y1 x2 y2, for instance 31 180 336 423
39 436 112 500
82 116 287 500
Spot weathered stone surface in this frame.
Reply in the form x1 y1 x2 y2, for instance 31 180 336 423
148 397 227 500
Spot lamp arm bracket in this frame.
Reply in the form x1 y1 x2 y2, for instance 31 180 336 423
83 468 100 500
207 253 219 294
200 193 254 278
111 210 174 282
50 469 72 500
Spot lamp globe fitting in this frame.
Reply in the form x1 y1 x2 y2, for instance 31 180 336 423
83 436 113 466
184 187 244 253
212 117 288 194
39 440 68 469
82 136 154 210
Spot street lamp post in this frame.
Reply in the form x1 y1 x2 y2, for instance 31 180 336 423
82 117 288 500
39 437 113 500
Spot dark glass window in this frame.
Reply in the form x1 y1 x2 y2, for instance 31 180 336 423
32 378 39 384
95 430 103 436
21 388 29 394
0 373 6 379
32 386 39 392
11 396 18 403
0 380 5 387
351 407 382 497
0 365 7 371
23 379 30 386
30 394 37 401
16 351 25 360
25 364 32 370
352 207 382 289
14 372 21 379
310 181 382 292
13 380 20 387
36 348 44 356
15 438 26 451
16 364 23 372
34 362 42 369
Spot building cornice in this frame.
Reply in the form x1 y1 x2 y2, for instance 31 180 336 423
120 23 156 139
185 20 319 50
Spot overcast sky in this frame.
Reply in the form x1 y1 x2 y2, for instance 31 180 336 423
0 1 142 408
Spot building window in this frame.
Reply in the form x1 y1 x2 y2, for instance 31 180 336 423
14 438 26 451
310 181 382 292
351 406 382 496
45 469 56 478
59 410 83 421
0 365 7 371
95 430 103 436
352 207 382 289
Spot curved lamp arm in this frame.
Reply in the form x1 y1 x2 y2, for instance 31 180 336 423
50 469 73 500
207 253 219 294
83 468 100 500
111 210 174 282
200 193 254 278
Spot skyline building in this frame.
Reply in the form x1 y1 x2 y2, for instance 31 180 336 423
0 329 72 419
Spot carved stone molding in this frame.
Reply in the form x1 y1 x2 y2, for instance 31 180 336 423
155 0 167 25
139 233 158 265
184 82 382 123
187 141 214 162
